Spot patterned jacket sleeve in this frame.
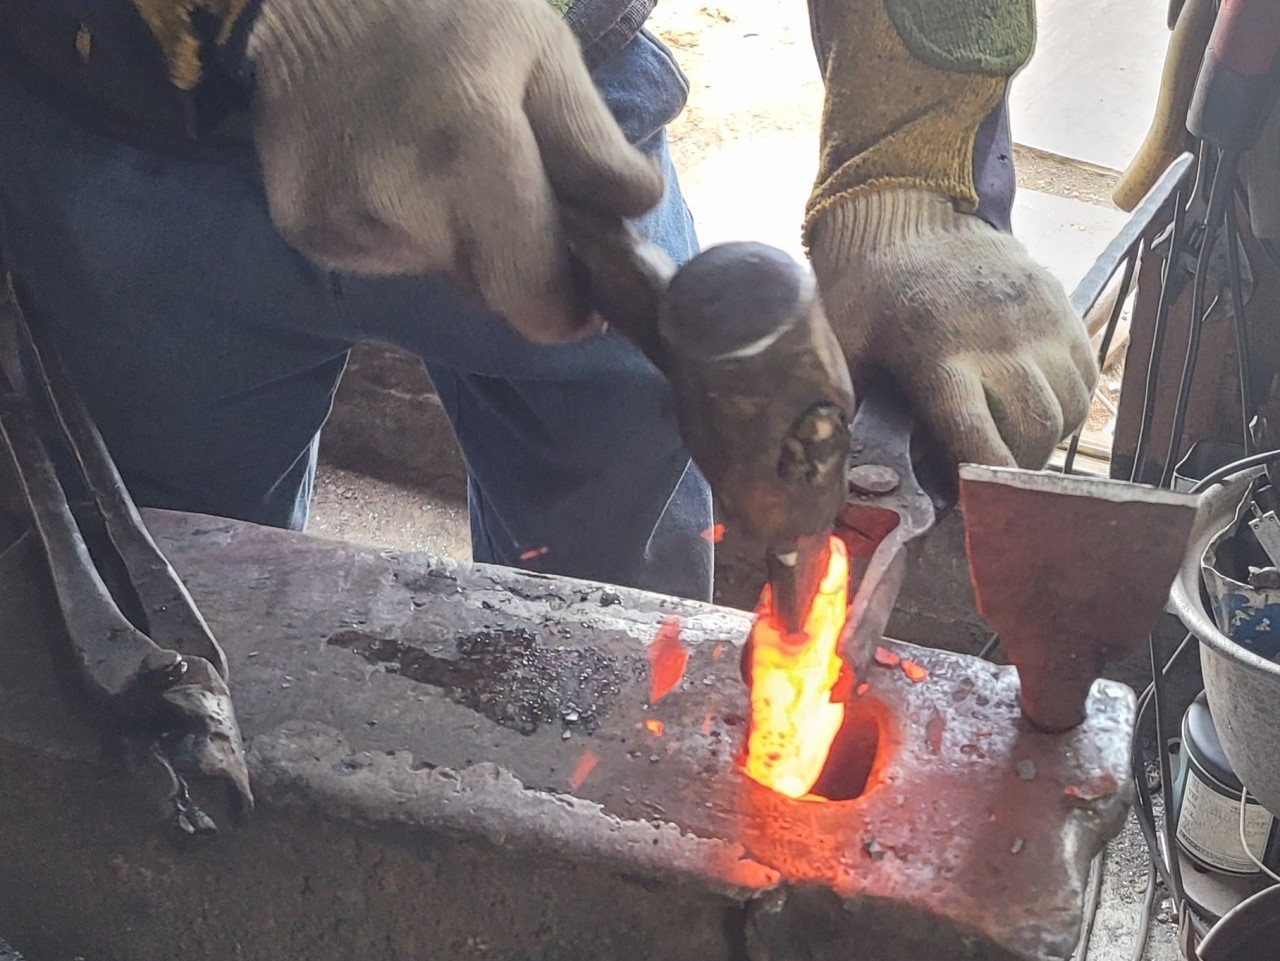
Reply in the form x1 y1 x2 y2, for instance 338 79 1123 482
128 0 258 90
805 0 1035 242
129 0 608 91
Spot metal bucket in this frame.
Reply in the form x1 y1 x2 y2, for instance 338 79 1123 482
1169 469 1280 820
1197 885 1280 960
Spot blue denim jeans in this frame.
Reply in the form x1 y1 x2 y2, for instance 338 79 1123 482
0 31 715 601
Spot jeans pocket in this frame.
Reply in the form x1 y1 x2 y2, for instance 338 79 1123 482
591 29 691 147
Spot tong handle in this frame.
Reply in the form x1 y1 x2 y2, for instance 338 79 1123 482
15 304 228 677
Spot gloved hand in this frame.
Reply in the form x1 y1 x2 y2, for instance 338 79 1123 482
809 189 1099 468
247 0 663 342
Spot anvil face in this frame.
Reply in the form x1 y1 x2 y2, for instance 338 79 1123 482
0 513 1134 961
323 626 1136 961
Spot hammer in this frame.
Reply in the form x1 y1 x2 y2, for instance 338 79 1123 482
562 210 854 634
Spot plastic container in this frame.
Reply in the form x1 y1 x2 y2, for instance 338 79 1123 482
1174 692 1280 875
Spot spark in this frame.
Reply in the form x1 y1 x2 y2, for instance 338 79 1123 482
647 615 688 703
568 751 598 790
901 660 928 683
874 646 900 669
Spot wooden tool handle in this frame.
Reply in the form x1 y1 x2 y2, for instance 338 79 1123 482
1114 0 1216 211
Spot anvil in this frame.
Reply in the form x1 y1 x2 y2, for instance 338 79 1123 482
0 512 1137 961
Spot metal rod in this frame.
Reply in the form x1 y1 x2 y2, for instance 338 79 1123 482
1064 253 1139 475
1132 185 1191 482
1069 153 1195 317
1224 199 1255 456
1159 150 1239 488
1149 631 1187 911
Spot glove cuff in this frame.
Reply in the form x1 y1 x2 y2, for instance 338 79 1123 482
809 189 989 258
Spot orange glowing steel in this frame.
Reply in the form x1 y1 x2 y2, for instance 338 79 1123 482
743 536 849 799
644 718 665 736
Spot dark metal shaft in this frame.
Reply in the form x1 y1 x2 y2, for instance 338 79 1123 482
766 534 831 636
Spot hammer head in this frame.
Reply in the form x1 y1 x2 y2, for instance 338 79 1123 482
959 466 1201 731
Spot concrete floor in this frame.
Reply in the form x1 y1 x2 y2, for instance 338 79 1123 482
309 466 470 561
308 3 1189 959
1011 0 1170 172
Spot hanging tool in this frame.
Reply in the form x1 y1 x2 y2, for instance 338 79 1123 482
0 293 253 836
1148 0 1280 483
1115 0 1216 212
1117 0 1280 207
1186 0 1280 155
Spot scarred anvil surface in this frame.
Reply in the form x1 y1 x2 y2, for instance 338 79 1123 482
0 511 1134 961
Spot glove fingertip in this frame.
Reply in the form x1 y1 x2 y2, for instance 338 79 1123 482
562 147 665 220
485 275 594 346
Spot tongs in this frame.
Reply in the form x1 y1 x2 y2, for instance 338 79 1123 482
0 289 252 836
835 371 953 683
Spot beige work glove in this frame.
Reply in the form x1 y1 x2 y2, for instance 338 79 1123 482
809 189 1099 468
247 0 663 342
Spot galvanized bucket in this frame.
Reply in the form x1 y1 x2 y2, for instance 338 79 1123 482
1169 469 1280 821
1196 885 1280 960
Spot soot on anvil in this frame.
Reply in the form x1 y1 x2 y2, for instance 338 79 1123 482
327 628 632 735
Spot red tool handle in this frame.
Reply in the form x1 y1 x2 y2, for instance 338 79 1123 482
1209 0 1280 76
1188 0 1280 151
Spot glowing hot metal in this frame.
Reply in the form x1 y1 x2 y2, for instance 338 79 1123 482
743 535 849 799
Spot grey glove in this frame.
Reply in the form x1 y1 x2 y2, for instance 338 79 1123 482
809 189 1099 468
248 0 663 342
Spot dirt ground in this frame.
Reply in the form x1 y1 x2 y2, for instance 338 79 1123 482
309 465 470 558
650 1 823 174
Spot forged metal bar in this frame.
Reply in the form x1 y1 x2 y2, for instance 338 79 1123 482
1063 152 1195 476
1069 152 1196 318
835 373 945 686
